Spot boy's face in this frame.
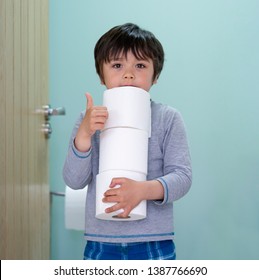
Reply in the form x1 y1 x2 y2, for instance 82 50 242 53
101 51 157 92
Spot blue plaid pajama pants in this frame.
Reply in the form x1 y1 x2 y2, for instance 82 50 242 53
84 240 176 260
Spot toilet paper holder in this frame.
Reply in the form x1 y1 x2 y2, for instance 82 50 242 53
50 191 65 197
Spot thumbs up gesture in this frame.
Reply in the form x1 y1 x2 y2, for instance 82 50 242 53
74 93 108 152
85 93 109 136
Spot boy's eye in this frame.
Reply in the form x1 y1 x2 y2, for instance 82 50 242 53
112 63 122 69
136 63 146 69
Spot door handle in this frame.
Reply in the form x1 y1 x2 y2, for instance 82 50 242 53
39 105 66 139
42 104 66 120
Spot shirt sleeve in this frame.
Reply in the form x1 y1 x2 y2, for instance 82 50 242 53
155 109 192 205
63 111 93 189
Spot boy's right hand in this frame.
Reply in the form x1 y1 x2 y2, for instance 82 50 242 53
84 93 109 136
74 93 108 152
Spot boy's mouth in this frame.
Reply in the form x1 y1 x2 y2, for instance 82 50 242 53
120 84 136 87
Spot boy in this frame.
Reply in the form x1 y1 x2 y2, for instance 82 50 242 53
63 23 192 260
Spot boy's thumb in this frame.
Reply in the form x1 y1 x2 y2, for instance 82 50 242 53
85 93 94 109
109 177 125 188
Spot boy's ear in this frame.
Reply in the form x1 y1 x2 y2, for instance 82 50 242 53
153 75 159 85
100 76 105 85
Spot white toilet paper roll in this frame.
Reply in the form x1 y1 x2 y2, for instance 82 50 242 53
65 186 87 230
99 128 149 174
96 170 147 221
103 86 151 135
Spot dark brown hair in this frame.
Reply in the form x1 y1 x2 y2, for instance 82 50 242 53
94 23 164 82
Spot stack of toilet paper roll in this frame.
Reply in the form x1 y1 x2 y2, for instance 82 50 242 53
96 86 151 221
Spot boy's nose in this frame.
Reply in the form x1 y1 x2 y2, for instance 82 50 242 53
123 70 134 80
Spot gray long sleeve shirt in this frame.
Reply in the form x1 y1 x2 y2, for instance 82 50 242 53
63 100 192 243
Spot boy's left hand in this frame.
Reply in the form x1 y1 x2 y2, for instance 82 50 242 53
102 178 144 218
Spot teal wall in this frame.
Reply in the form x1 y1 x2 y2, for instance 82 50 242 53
49 0 259 259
